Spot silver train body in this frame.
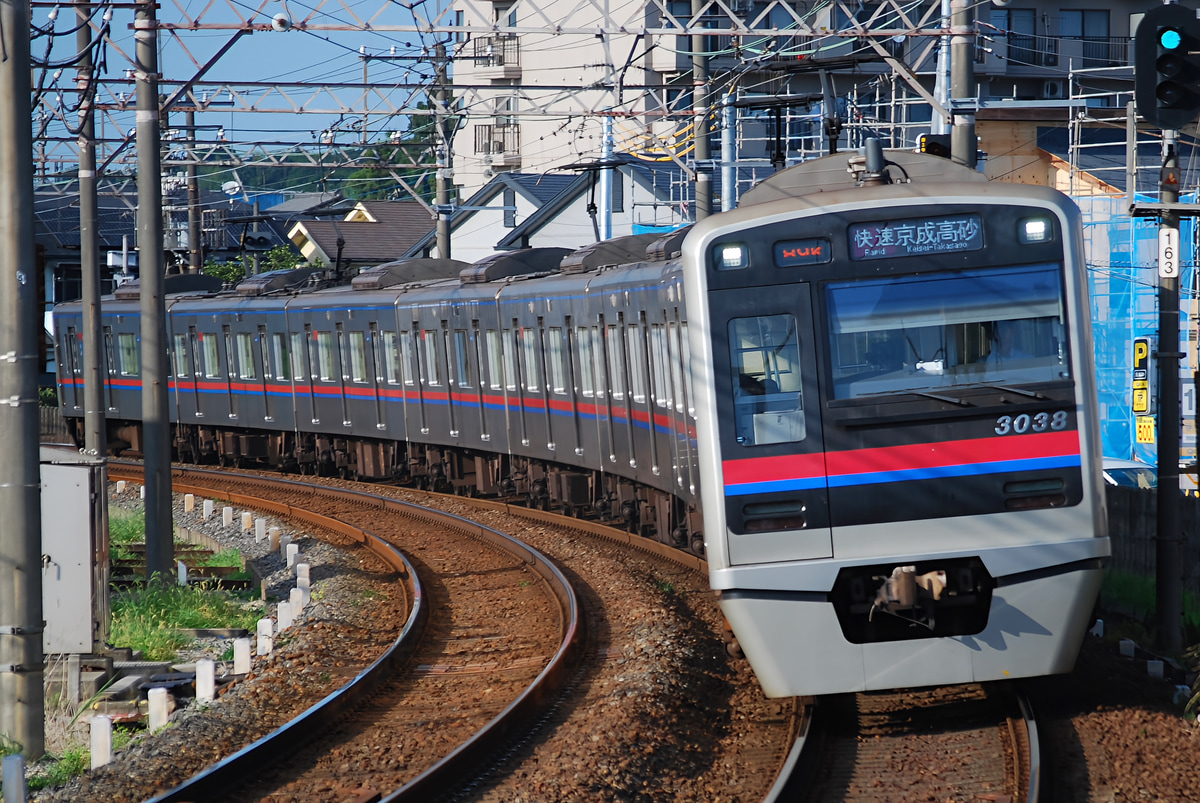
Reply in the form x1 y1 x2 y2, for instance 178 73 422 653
54 151 1108 697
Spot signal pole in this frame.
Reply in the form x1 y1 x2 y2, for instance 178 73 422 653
78 0 106 454
434 42 451 259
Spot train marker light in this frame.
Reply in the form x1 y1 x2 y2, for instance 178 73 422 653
716 243 749 270
1135 4 1200 130
1019 218 1050 244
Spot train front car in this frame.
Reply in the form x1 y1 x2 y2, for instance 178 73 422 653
684 151 1109 697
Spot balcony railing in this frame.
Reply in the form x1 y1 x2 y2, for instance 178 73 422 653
993 33 1130 70
474 123 521 155
473 34 519 68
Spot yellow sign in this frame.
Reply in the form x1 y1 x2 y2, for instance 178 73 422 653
1136 416 1156 444
1133 388 1149 413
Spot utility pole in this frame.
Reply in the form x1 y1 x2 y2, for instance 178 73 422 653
434 41 451 259
78 0 106 453
1156 136 1183 654
0 0 46 759
186 110 203 273
949 0 976 168
136 0 174 583
690 0 712 220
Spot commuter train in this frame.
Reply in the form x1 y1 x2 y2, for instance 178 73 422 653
54 147 1109 696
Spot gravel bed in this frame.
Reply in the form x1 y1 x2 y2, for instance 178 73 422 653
31 482 406 803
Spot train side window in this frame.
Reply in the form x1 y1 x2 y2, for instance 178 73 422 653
453 330 472 388
236 333 256 380
729 314 806 446
486 330 504 390
577 327 594 397
400 330 417 385
627 323 646 403
606 324 625 400
272 334 291 381
117 333 138 376
422 329 442 386
258 327 271 380
503 329 518 391
65 327 81 375
172 334 189 378
548 327 566 394
519 327 540 391
382 331 402 384
291 332 307 381
651 323 670 409
316 331 335 381
348 331 368 382
201 333 220 379
670 321 688 415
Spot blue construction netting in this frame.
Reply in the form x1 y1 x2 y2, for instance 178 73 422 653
1077 193 1198 467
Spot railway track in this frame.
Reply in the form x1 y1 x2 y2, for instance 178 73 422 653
95 464 797 802
108 465 582 802
783 682 1040 802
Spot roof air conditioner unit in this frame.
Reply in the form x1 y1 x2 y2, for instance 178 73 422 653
1042 80 1064 100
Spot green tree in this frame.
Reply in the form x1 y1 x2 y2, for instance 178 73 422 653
203 258 246 285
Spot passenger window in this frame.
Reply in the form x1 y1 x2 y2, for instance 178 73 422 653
422 329 442 386
453 330 471 388
236 333 256 380
577 327 594 397
503 329 518 391
382 331 401 384
118 333 139 376
172 335 188 378
400 331 417 385
202 333 220 379
316 331 335 381
606 324 624 400
272 334 291 381
680 322 693 416
729 314 805 446
651 323 670 408
290 332 306 381
548 327 566 394
627 323 646 403
520 328 539 391
486 330 504 390
348 331 368 382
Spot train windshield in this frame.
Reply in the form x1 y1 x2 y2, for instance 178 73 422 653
825 264 1069 400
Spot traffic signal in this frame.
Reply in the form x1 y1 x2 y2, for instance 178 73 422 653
1135 3 1200 130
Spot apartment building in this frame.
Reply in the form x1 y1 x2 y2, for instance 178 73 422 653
448 0 1162 200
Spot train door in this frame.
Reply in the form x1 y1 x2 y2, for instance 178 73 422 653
257 326 274 422
368 323 387 432
221 325 240 422
61 325 82 413
710 283 832 565
334 323 351 426
185 327 203 419
292 325 316 425
102 326 117 411
171 331 196 420
591 318 616 465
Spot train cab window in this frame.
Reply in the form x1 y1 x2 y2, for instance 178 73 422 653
520 328 539 391
172 335 189 378
382 331 402 384
606 324 625 400
825 264 1069 399
348 331 368 383
422 329 442 386
486 330 504 390
117 333 139 377
729 314 805 446
235 333 256 380
315 331 335 381
452 330 472 388
272 334 291 381
291 333 307 381
548 327 566 394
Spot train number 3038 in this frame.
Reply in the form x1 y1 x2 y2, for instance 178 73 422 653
994 411 1070 435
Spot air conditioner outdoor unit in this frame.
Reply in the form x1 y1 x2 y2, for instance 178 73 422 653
1042 79 1064 100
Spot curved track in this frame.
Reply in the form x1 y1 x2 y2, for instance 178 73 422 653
109 465 582 802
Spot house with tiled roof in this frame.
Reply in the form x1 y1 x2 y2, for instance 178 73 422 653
287 200 433 272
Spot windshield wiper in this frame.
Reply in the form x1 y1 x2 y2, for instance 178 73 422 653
975 382 1046 400
857 388 973 406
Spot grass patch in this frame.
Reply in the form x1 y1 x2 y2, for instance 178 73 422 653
192 548 243 569
109 508 145 545
27 747 89 791
1101 569 1200 630
110 581 262 661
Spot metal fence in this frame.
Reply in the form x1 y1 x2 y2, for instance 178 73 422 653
39 406 72 443
1106 485 1200 597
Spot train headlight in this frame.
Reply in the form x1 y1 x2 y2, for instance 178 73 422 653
1019 217 1051 244
716 243 749 270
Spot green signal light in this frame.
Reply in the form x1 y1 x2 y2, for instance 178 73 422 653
1160 27 1183 50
